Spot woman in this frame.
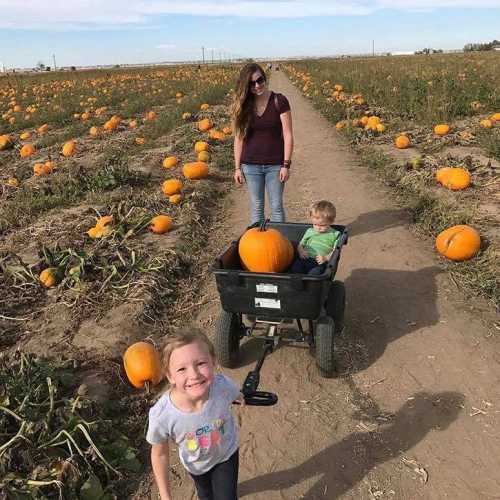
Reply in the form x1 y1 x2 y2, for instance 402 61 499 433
232 63 293 224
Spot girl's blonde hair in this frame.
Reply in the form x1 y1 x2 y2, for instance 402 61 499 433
310 200 336 223
230 63 266 139
161 327 216 376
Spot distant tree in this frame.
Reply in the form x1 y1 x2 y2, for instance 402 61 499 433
464 39 500 51
36 61 46 71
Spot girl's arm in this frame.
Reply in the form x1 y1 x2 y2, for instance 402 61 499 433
281 110 294 163
280 110 294 182
151 442 172 500
233 133 244 184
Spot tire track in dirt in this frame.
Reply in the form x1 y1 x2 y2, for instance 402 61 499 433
155 72 500 500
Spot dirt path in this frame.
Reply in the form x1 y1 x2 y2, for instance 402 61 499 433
159 72 500 500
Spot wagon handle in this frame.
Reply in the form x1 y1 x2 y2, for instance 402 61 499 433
237 340 278 407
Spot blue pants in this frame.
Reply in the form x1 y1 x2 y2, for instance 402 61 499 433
190 449 239 500
241 164 285 224
290 257 326 275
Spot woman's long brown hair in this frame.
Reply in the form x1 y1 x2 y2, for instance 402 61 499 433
231 63 266 139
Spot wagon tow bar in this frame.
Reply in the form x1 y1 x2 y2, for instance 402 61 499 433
240 338 278 406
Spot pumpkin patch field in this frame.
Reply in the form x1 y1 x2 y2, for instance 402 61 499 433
0 64 237 498
283 51 499 310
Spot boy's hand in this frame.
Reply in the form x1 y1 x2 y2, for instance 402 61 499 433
298 247 308 259
315 255 327 264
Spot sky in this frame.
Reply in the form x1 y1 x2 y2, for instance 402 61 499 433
1 0 499 69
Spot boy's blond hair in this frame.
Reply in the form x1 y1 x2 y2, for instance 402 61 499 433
161 327 216 377
310 200 336 223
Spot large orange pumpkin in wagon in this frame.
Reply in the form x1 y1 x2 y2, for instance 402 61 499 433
238 220 294 273
123 342 162 389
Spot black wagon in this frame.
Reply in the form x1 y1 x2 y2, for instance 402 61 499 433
209 221 348 379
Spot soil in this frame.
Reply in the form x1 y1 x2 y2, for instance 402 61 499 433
140 72 500 500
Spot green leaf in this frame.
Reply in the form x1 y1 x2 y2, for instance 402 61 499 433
79 474 104 500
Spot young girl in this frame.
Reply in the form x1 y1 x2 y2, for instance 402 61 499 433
147 328 244 500
232 63 294 224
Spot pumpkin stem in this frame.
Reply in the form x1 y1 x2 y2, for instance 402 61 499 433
145 381 150 394
259 218 270 232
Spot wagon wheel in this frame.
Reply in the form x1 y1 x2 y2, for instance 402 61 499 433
215 310 242 368
315 316 335 378
326 281 345 334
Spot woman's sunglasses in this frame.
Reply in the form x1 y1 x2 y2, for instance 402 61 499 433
249 76 265 87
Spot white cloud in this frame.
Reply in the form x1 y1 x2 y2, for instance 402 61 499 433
156 44 177 49
0 0 498 29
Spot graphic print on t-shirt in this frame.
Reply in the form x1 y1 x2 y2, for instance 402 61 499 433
184 416 227 454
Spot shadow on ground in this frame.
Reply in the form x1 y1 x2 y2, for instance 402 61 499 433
238 390 464 499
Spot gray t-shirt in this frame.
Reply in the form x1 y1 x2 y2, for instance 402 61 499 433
146 374 241 475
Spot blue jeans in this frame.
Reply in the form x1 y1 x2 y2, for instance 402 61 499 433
241 164 285 224
290 257 326 275
190 449 239 500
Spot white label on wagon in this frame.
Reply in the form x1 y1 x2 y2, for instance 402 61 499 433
256 283 278 294
255 297 281 309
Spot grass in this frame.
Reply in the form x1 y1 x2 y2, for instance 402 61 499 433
0 161 148 235
288 52 500 125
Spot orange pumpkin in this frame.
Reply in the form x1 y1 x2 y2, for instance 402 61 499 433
123 342 162 389
436 167 471 190
183 161 209 180
194 141 209 153
208 129 226 141
162 156 178 169
20 131 32 140
39 267 58 288
182 112 192 120
96 215 113 228
162 179 183 195
435 225 480 261
200 103 210 111
198 118 213 132
150 215 173 234
238 222 294 273
434 124 450 136
169 194 182 204
62 140 76 157
480 119 492 129
20 144 35 158
197 150 210 162
0 134 13 150
395 135 410 149
37 123 49 134
89 126 99 137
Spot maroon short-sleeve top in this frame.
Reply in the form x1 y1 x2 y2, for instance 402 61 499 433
240 92 290 165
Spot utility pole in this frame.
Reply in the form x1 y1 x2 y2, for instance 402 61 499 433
201 46 205 64
211 49 214 64
372 40 375 57
53 54 57 71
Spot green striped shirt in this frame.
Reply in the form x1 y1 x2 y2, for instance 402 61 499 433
300 227 340 258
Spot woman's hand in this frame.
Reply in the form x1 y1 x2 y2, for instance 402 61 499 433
234 168 244 185
279 167 290 183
